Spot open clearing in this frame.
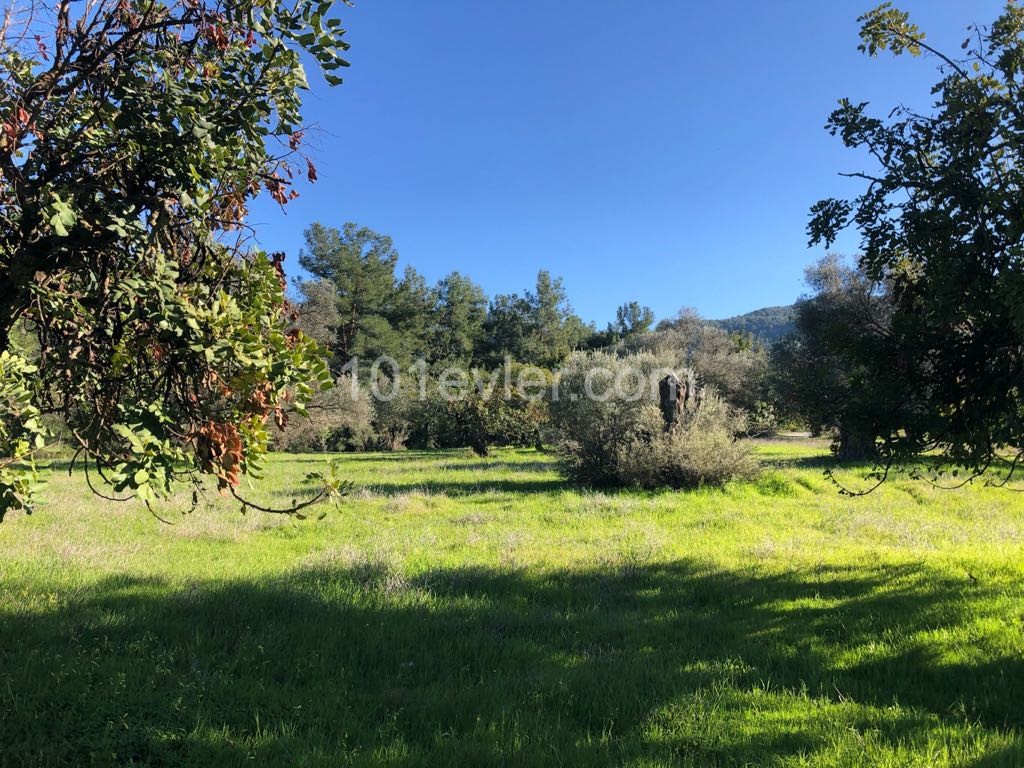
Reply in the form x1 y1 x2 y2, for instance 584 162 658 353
1 441 1023 767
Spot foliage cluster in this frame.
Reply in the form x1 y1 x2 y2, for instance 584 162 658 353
270 375 374 453
802 1 1024 481
771 256 900 459
550 351 757 488
0 0 350 511
296 223 593 373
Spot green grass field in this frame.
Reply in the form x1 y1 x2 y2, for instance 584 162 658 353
1 440 1023 767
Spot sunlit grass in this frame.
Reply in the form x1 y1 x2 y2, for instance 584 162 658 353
1 440 1022 766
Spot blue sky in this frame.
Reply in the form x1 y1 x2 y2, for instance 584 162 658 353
249 0 1004 326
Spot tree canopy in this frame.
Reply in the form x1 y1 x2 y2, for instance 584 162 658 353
431 272 488 366
297 223 434 372
771 256 902 460
809 2 1024 482
0 0 351 516
480 270 591 369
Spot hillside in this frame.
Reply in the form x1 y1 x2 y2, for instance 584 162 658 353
713 304 796 344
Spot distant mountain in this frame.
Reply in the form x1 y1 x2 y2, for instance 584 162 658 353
712 305 796 345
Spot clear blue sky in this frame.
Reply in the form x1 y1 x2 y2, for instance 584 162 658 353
249 0 1004 326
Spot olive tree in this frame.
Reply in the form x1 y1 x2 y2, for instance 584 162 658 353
771 256 903 460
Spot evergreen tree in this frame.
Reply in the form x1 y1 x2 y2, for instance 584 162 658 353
481 292 534 367
524 271 591 367
606 301 655 342
297 223 431 371
480 271 590 368
432 272 487 365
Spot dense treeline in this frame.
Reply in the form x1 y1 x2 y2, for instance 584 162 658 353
293 222 594 374
275 221 774 454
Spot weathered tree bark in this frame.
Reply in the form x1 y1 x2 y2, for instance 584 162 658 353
533 427 544 453
658 374 682 430
659 372 703 431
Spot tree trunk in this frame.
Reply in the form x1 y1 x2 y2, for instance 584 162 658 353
835 427 876 461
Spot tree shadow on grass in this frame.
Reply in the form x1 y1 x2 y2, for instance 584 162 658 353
271 450 448 464
364 478 567 497
1 561 1020 767
970 744 1024 767
760 452 866 471
763 450 997 487
441 460 556 475
271 476 569 500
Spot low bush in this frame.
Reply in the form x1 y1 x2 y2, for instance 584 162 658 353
404 365 550 452
550 351 758 489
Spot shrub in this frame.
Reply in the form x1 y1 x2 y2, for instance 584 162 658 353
550 351 758 489
425 386 548 453
376 363 552 453
308 372 544 454
272 376 374 452
616 400 759 488
368 389 415 451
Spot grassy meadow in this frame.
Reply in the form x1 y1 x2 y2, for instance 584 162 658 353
1 440 1023 767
